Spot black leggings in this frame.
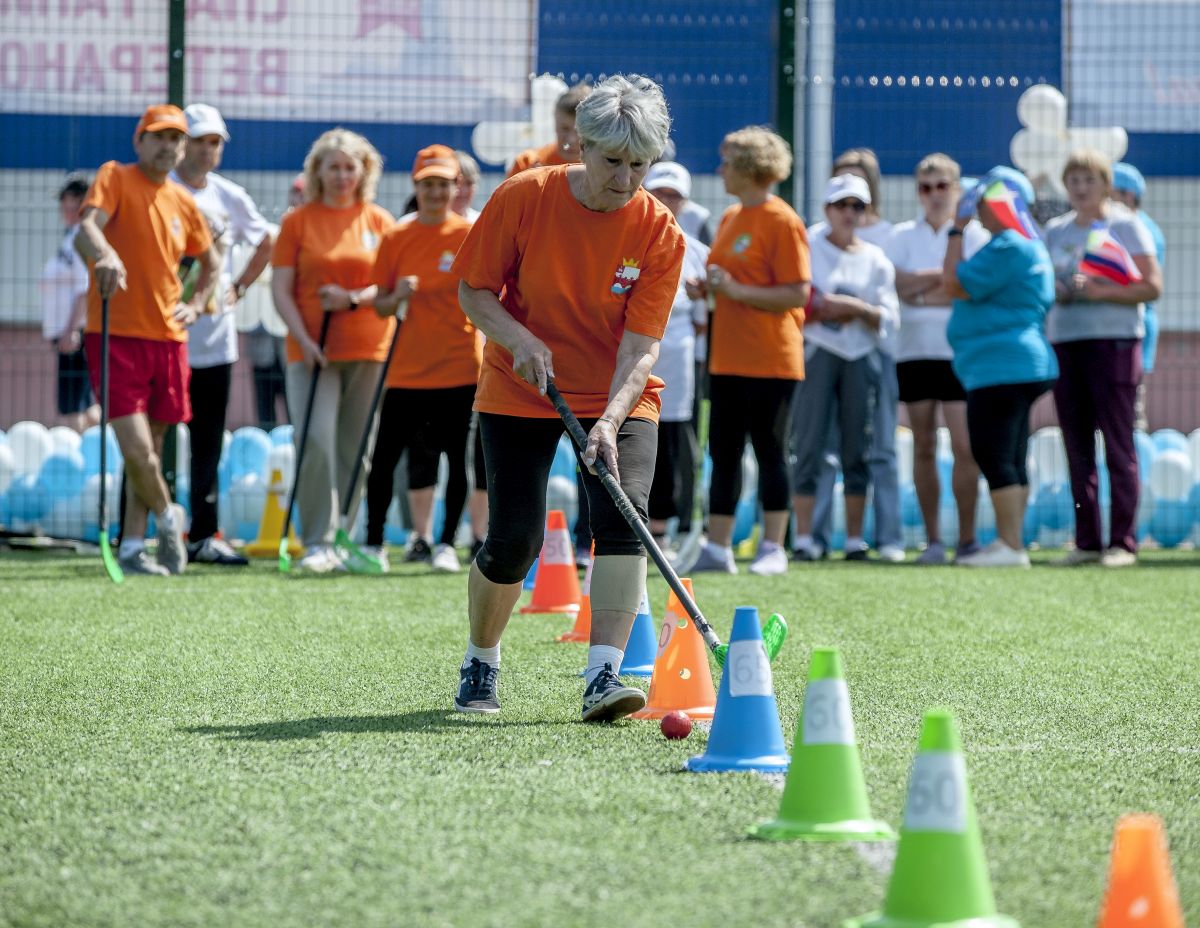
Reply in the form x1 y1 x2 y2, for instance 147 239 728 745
187 362 232 542
475 413 657 585
649 420 698 529
707 374 796 515
366 384 474 546
966 380 1054 490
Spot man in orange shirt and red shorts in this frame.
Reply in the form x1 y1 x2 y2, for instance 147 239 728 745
76 104 220 576
453 75 684 722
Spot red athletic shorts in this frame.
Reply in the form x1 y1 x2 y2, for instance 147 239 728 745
85 333 191 423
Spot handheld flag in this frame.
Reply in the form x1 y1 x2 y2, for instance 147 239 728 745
1080 222 1143 286
981 179 1040 240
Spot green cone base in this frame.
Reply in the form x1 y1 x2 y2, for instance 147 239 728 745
750 816 895 842
843 911 1019 927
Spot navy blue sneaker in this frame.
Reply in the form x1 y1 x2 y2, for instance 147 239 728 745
581 663 646 722
454 658 500 714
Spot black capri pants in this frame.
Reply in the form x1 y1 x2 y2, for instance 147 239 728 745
475 413 657 585
707 374 796 515
366 384 474 547
965 379 1054 490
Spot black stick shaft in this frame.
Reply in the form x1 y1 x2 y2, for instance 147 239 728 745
281 312 333 541
545 382 722 653
340 303 405 518
99 296 110 536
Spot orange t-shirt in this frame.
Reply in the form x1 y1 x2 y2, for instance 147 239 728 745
271 201 396 363
452 165 686 422
370 213 481 389
83 161 213 343
707 196 811 380
508 142 571 177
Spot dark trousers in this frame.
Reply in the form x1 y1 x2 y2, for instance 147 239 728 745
476 414 657 585
1052 339 1141 553
649 419 698 530
187 363 232 542
967 380 1054 490
366 385 474 547
707 374 796 515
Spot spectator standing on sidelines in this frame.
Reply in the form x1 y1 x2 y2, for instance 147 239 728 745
1044 150 1162 568
171 104 275 566
688 127 811 577
1110 161 1165 431
364 145 479 574
643 162 708 549
75 104 219 577
507 83 591 176
887 154 989 564
943 170 1058 568
40 173 99 432
792 175 898 561
804 149 903 561
271 129 395 573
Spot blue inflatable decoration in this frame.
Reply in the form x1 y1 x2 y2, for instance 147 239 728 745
228 427 272 481
38 452 86 501
269 424 294 447
1150 498 1193 548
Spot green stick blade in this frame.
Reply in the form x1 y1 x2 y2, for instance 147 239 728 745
763 613 788 662
99 534 124 585
278 537 292 574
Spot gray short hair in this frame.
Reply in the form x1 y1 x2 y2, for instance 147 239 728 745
574 74 671 162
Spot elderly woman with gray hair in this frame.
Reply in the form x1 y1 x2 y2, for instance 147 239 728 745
450 75 686 723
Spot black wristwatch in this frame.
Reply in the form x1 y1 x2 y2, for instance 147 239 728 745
947 228 964 238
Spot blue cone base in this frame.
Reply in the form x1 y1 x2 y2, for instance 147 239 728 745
684 752 790 773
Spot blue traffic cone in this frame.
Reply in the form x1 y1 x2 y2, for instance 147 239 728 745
619 590 657 676
685 606 790 773
523 556 538 591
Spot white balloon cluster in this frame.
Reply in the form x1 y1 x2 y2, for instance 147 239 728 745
1010 84 1129 194
471 73 568 167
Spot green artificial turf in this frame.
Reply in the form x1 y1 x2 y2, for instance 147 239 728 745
1 550 1197 927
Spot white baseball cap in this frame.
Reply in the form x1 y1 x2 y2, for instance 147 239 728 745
183 103 230 141
644 161 692 199
824 173 871 205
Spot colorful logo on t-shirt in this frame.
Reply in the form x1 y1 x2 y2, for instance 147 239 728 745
732 233 752 254
438 250 455 273
170 215 183 240
362 230 380 251
611 258 641 295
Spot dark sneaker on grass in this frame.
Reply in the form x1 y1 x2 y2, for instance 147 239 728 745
455 658 500 714
119 549 171 576
188 536 249 566
405 537 433 563
581 663 646 723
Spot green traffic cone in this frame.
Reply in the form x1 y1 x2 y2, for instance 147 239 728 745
845 709 1018 928
750 648 894 842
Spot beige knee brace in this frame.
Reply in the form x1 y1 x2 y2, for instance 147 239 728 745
588 555 647 614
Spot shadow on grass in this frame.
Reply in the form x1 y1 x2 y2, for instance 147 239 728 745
181 710 571 741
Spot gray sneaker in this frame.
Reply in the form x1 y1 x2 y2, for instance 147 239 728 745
119 548 171 577
688 541 738 574
156 503 188 575
916 541 946 565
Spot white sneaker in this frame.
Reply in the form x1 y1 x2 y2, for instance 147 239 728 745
957 540 1030 568
1100 547 1137 568
298 544 345 573
357 544 390 573
688 540 738 574
748 544 789 576
431 543 461 573
1051 548 1101 567
877 544 906 563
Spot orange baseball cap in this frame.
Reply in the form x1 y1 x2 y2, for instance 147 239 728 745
412 145 460 181
134 104 188 138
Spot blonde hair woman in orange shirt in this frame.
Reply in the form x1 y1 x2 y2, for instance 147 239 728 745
685 126 812 577
271 128 395 573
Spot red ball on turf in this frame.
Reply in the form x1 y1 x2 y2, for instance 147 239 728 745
660 711 693 740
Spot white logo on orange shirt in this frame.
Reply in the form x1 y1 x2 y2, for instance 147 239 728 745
438 250 455 272
362 230 380 250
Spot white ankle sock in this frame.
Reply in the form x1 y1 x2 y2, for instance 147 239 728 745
584 645 624 684
846 536 867 553
463 642 500 669
793 533 814 552
758 539 781 554
157 505 178 530
118 539 145 559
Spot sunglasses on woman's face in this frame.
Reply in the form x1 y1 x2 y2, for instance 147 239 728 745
918 180 952 194
832 199 866 213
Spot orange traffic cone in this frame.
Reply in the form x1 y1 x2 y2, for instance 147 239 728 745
244 468 303 558
1097 814 1184 928
520 510 581 614
632 578 716 720
557 542 594 641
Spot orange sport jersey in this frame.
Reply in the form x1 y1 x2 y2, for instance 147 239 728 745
371 213 481 390
707 196 811 380
272 201 396 363
508 142 571 177
452 165 686 422
83 161 213 343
